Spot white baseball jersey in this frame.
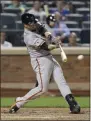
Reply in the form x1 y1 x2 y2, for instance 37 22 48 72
24 28 50 58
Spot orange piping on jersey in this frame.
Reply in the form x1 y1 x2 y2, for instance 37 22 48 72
36 59 43 90
17 59 43 103
27 58 43 100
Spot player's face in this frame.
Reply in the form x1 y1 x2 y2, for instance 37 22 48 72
28 23 37 30
24 23 37 31
49 21 55 28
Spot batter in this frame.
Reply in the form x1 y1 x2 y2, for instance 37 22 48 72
9 13 80 114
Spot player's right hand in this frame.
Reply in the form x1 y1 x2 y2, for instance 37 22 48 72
48 44 57 50
44 32 52 39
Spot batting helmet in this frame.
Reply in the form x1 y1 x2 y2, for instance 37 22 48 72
21 13 37 25
46 14 56 25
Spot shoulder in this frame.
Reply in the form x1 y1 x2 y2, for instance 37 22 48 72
20 4 26 7
7 5 13 8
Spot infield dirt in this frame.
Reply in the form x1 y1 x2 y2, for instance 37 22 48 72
1 108 90 120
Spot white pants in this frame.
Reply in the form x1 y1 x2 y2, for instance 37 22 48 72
16 55 71 108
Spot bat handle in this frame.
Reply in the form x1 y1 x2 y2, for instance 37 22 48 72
58 43 62 52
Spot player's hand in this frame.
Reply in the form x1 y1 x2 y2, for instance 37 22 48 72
45 32 51 37
48 44 57 50
44 32 52 40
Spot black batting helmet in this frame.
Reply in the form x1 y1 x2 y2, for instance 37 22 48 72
21 13 37 25
46 14 56 25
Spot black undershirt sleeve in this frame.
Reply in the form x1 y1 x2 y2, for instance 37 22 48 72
40 42 49 51
36 24 48 37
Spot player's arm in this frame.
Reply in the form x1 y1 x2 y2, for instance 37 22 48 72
36 22 53 41
26 33 50 50
39 25 62 44
26 34 56 51
32 24 61 50
36 21 61 44
44 31 62 46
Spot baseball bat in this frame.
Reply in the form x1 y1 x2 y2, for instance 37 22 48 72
59 43 67 62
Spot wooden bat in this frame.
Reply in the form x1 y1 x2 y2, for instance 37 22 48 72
59 43 67 62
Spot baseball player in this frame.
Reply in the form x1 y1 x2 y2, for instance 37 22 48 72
9 13 80 114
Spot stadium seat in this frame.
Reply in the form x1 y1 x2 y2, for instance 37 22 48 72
82 21 90 29
49 8 57 14
66 14 83 22
70 0 90 2
3 7 21 14
3 3 11 7
48 1 56 8
80 29 90 43
25 1 33 7
87 14 90 21
64 21 79 28
6 30 25 46
87 1 90 7
71 1 85 9
76 8 90 15
0 3 2 13
3 7 23 20
1 0 11 8
16 21 24 30
0 13 17 29
1 0 11 6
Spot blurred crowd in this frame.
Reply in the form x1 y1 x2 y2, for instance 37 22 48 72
0 0 90 48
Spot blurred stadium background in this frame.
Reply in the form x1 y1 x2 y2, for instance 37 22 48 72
0 0 90 46
1 0 90 120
